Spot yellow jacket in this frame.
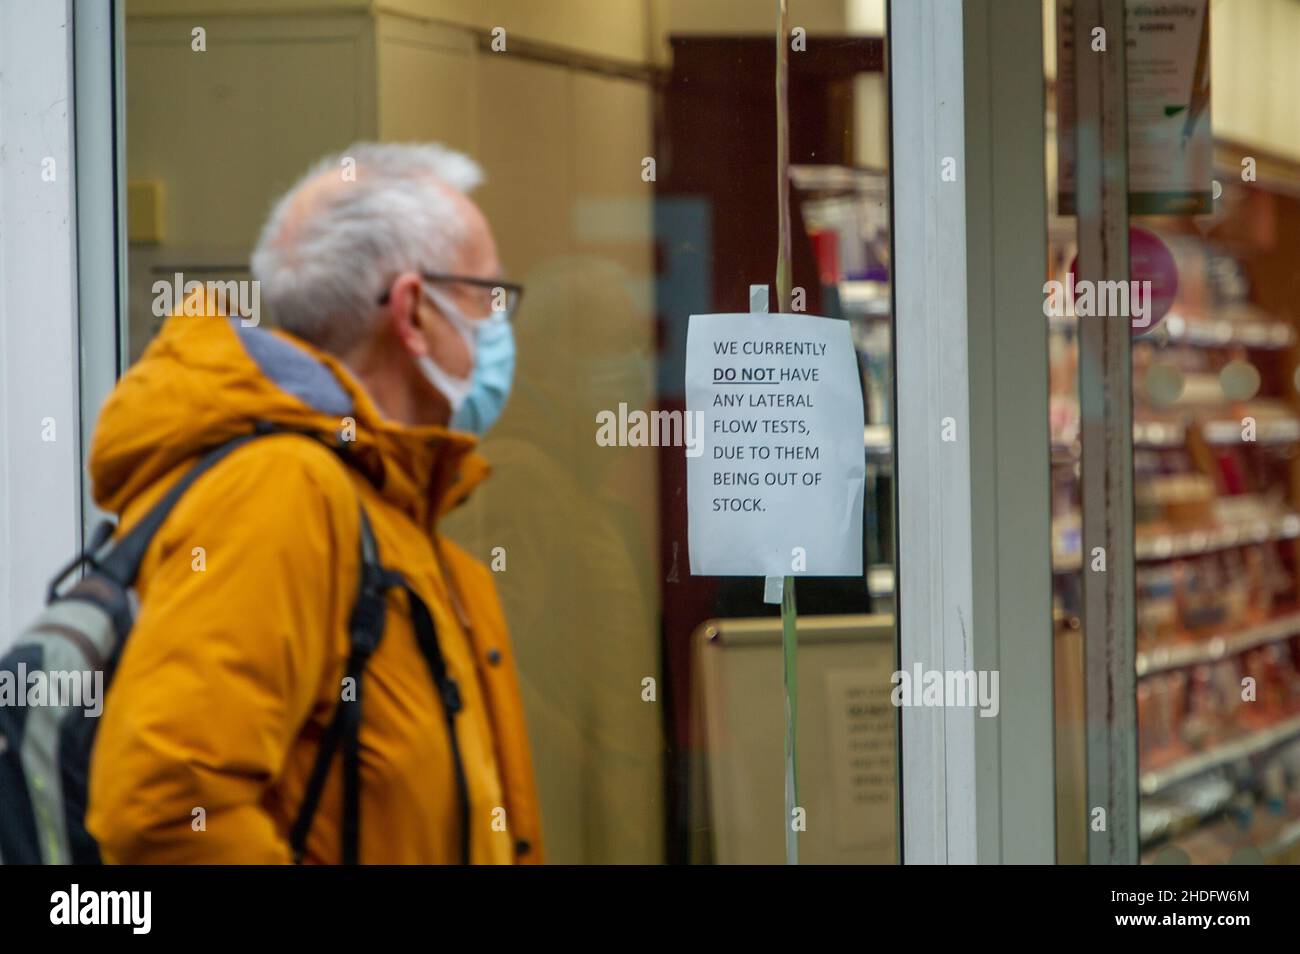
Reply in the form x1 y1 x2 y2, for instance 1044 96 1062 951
85 312 543 864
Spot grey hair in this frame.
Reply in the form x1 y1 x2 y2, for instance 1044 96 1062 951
251 141 484 353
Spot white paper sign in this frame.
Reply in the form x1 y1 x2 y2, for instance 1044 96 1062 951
686 313 864 577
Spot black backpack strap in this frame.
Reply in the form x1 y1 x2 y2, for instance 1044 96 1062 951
57 422 410 865
288 540 472 865
65 423 462 865
44 520 117 604
402 582 471 866
290 506 400 864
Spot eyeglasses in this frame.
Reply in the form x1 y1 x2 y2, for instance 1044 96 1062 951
378 271 525 321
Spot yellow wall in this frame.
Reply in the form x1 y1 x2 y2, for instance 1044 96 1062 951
1209 0 1300 161
130 0 656 64
423 34 665 864
123 11 376 351
653 0 850 34
378 0 653 64
128 0 368 12
125 13 375 250
374 17 477 149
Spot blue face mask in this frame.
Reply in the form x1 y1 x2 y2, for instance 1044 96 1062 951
450 311 515 435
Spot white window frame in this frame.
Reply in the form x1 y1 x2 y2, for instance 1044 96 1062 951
72 0 128 543
890 0 1057 863
0 0 80 640
0 0 122 643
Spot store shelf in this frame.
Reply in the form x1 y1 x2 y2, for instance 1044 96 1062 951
1136 514 1300 562
1053 513 1300 572
1202 417 1300 445
839 281 890 318
1262 818 1300 862
1136 610 1300 677
1162 312 1297 350
1134 420 1188 448
1139 713 1300 797
1055 425 1182 455
1056 417 1300 454
1050 440 1078 465
1139 776 1234 847
1142 806 1300 863
1048 311 1296 349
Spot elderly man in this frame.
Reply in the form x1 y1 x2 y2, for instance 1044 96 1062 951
85 143 541 864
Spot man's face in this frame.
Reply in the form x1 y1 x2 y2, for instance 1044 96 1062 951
414 190 501 380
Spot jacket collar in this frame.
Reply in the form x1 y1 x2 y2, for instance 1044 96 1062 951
234 321 490 528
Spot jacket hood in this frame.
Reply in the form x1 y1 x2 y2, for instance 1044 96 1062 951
89 312 489 527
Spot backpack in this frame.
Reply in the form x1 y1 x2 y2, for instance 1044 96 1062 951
0 426 470 865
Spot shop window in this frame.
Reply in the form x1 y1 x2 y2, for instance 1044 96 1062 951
1049 0 1300 864
117 0 898 865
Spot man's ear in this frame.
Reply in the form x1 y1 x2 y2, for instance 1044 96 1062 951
386 271 428 356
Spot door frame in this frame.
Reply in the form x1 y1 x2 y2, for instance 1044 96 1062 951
890 0 1058 863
